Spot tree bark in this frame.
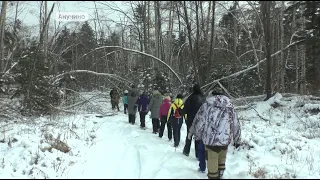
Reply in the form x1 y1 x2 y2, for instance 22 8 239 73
280 1 285 92
233 1 238 62
154 1 159 59
195 1 201 84
0 1 8 72
44 1 48 64
260 1 272 100
205 1 212 41
299 4 306 94
208 1 216 78
182 1 199 84
293 6 299 94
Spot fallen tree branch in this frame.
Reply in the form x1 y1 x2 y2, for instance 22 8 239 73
51 70 133 86
75 46 183 85
201 39 306 90
61 91 104 110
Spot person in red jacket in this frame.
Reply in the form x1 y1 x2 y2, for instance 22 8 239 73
158 96 172 140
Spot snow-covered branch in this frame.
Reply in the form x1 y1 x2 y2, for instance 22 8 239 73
51 70 133 85
77 46 183 85
201 39 306 89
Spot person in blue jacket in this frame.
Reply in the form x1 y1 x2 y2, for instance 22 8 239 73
123 90 128 114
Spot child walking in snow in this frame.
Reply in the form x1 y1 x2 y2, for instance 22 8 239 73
123 90 128 114
136 91 150 129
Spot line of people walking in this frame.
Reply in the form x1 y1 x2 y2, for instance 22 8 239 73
121 84 186 147
110 83 241 179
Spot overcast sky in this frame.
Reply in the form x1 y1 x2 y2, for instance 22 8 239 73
5 1 127 37
9 1 125 25
4 1 246 38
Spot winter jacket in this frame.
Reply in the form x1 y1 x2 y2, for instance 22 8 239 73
110 89 120 103
127 88 139 115
123 93 128 105
167 98 187 121
137 93 150 112
184 85 205 127
189 95 241 147
159 97 171 118
148 91 163 119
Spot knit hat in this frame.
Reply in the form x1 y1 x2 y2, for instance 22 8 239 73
211 83 224 95
164 96 171 101
124 90 128 93
176 94 183 99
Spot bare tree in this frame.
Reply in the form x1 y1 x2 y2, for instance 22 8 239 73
182 1 200 84
260 1 272 100
0 1 8 72
279 1 285 92
44 1 48 63
208 1 216 78
299 4 306 94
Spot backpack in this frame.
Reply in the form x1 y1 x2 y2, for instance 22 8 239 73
173 103 184 119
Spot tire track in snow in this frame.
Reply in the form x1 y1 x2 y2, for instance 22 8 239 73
136 148 142 179
151 152 174 179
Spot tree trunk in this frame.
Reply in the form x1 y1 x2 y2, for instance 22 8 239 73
299 4 306 94
167 1 173 68
233 1 238 62
154 1 159 60
199 1 205 39
0 1 8 72
183 1 199 84
44 1 48 64
260 1 272 100
280 1 285 92
292 6 299 94
205 1 212 41
195 1 201 84
208 1 216 78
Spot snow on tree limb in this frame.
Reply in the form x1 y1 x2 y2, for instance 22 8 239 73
77 46 183 85
51 70 132 85
217 81 233 98
201 39 306 90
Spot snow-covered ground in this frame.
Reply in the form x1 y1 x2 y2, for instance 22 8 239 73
0 91 320 179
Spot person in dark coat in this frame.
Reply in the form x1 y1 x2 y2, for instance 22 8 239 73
183 84 205 157
136 91 150 129
148 90 163 133
128 84 139 124
110 87 120 111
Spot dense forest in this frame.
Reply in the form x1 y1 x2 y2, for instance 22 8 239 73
0 1 319 115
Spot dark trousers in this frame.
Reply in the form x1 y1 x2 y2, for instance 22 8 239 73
152 118 160 133
128 114 135 124
159 115 172 140
183 123 199 157
172 118 183 146
197 140 206 172
124 104 128 114
139 112 147 128
111 101 120 111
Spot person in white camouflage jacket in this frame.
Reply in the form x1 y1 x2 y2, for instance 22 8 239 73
188 84 241 179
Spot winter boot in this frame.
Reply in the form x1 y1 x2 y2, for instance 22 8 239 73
218 170 224 179
183 152 189 157
197 168 205 173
